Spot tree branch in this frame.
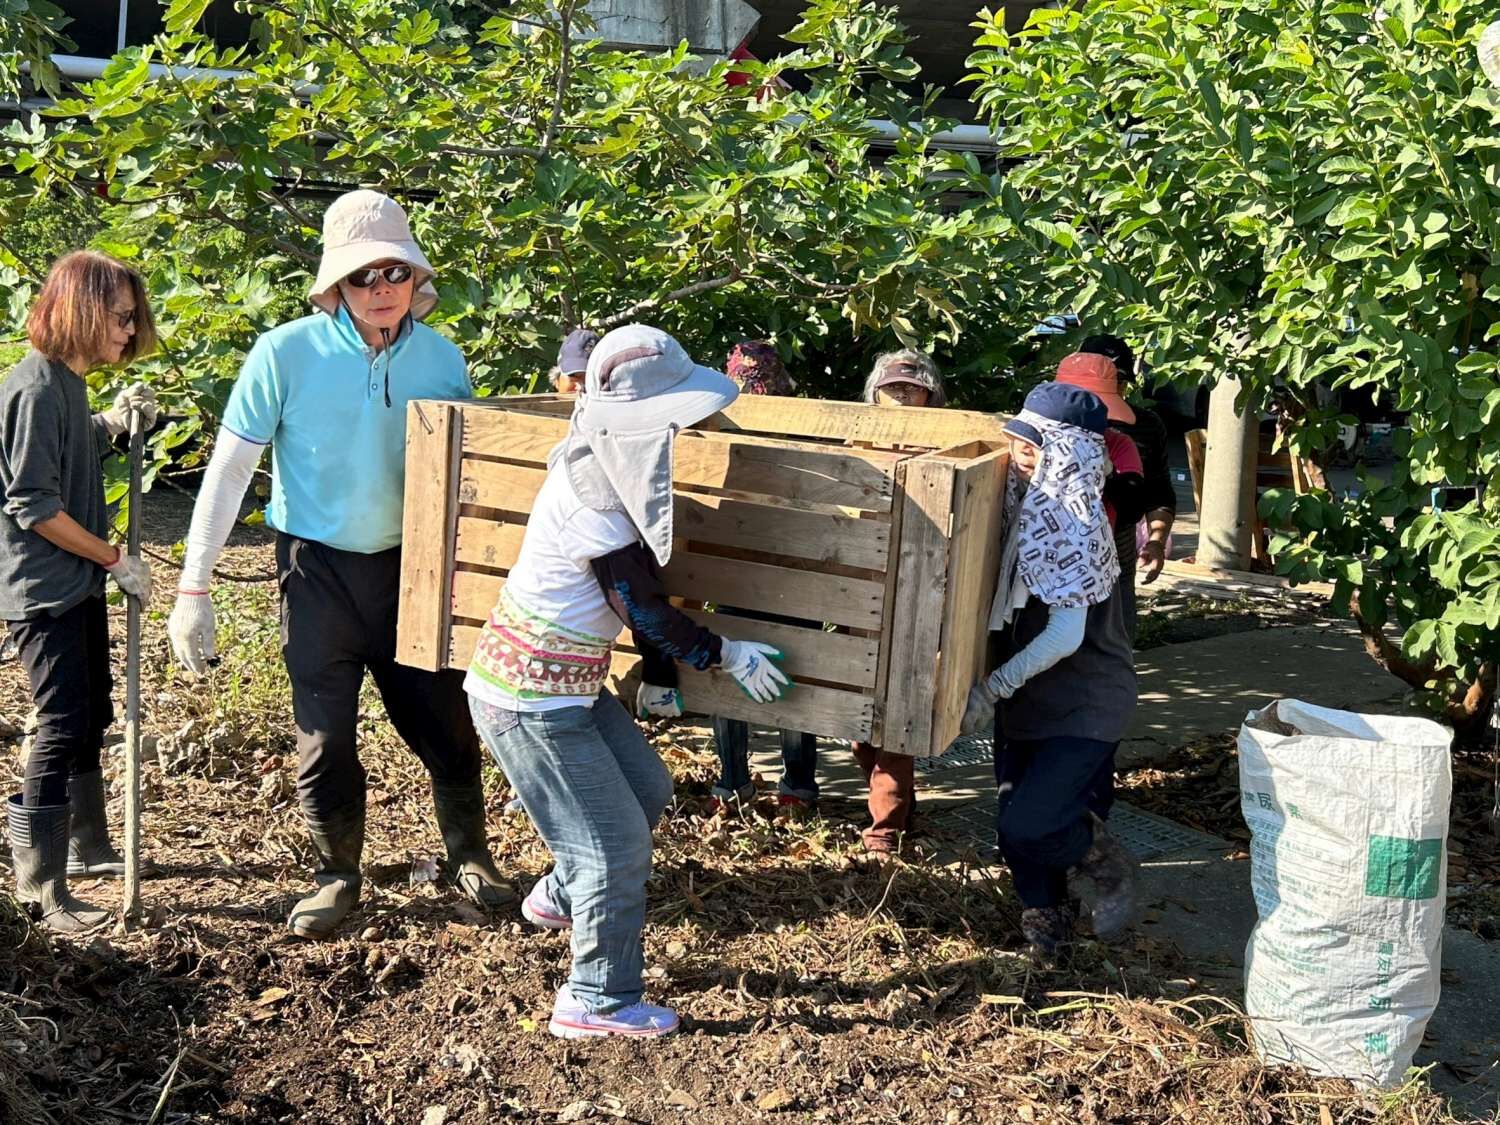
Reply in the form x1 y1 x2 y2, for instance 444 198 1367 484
1351 604 1436 689
540 1 579 157
597 269 743 330
258 186 319 232
243 0 381 80
547 233 577 331
207 205 318 263
1444 662 1495 727
439 142 545 161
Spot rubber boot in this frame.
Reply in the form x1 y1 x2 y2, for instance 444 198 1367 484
1071 813 1140 941
1020 904 1076 959
431 778 517 909
67 768 126 878
287 803 365 940
7 795 108 934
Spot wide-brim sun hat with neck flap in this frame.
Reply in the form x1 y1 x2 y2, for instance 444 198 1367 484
576 324 739 436
309 189 439 321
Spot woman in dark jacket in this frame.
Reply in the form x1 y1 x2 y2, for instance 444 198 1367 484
2 250 158 932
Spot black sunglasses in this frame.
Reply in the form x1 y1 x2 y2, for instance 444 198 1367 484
108 308 136 330
344 264 414 288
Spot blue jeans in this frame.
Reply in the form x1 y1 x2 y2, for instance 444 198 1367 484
469 691 673 1013
993 732 1117 909
710 717 818 801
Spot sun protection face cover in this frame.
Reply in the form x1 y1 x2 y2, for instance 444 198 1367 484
309 189 438 320
559 325 739 566
989 409 1120 628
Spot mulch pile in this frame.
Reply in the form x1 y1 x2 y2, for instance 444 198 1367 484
0 494 1481 1123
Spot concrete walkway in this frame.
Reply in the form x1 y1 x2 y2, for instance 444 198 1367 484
1121 620 1407 767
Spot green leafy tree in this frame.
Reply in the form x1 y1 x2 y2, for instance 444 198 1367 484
969 0 1500 736
1 0 1039 476
0 0 70 101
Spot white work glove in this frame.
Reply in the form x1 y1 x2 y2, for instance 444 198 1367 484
100 382 159 437
168 590 218 674
718 638 792 704
103 551 153 607
636 682 683 719
961 675 1001 736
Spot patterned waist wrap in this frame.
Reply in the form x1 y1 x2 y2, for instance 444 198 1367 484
467 585 615 704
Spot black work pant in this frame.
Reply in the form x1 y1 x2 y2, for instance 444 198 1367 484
277 534 481 823
9 595 113 807
993 730 1117 909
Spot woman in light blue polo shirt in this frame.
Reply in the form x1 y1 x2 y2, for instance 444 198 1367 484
166 190 515 938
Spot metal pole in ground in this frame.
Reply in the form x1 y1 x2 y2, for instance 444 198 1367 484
121 408 144 926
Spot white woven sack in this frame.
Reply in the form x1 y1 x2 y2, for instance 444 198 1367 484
1239 699 1451 1087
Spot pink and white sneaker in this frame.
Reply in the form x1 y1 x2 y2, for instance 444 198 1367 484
521 882 572 931
548 985 680 1039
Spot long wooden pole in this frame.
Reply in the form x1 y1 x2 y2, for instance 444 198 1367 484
121 409 144 926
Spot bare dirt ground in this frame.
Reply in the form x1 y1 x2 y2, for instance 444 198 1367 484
0 489 1476 1123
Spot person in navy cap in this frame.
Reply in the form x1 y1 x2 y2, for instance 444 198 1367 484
962 380 1140 957
550 328 599 395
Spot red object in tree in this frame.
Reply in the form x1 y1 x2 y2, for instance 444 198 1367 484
724 43 788 101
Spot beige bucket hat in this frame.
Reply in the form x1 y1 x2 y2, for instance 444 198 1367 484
309 189 439 321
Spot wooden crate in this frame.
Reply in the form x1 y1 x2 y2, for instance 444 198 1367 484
397 395 1009 757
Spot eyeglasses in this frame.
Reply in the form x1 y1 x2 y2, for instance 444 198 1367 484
344 264 414 288
109 308 136 330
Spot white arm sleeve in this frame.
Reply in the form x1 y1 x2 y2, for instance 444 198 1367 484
986 604 1087 699
177 429 266 592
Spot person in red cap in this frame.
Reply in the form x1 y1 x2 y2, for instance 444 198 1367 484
1058 336 1178 636
1055 352 1147 536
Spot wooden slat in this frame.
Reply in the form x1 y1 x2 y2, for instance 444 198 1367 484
462 406 569 463
456 493 889 575
452 570 505 623
453 560 881 632
607 651 874 744
676 611 878 688
453 557 883 635
454 517 526 572
460 392 1011 454
880 457 955 756
1184 428 1207 514
670 493 889 571
931 447 1008 757
714 394 1011 450
458 459 548 511
396 402 460 671
661 551 883 630
450 611 878 689
672 431 896 511
464 406 899 512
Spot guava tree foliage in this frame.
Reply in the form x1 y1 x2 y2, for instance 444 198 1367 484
0 0 69 101
968 0 1500 737
0 0 1035 478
